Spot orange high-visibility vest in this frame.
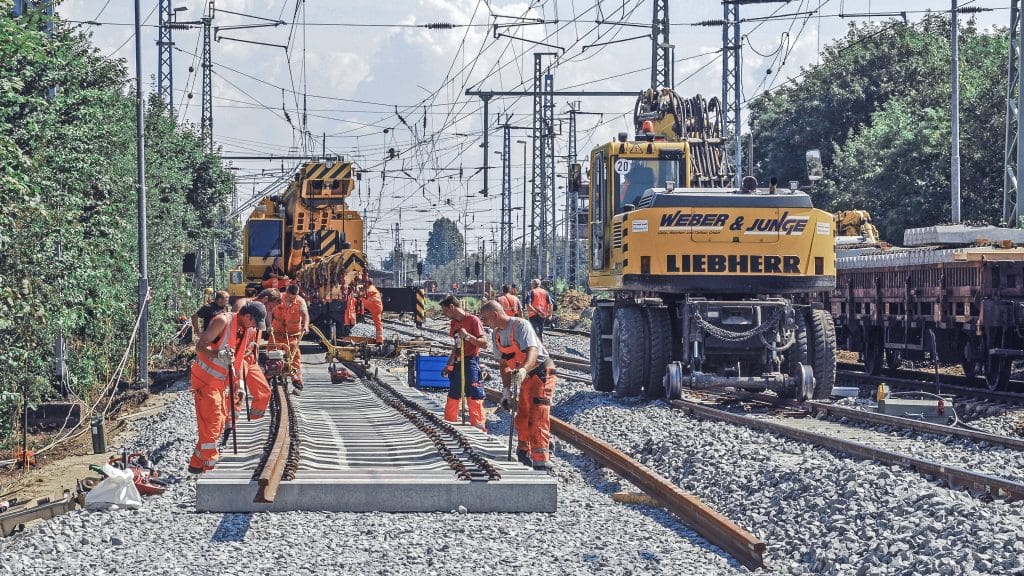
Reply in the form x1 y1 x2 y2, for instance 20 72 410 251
272 298 305 336
194 313 250 381
497 294 520 316
529 288 551 318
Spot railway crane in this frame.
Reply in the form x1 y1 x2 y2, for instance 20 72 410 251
227 161 421 337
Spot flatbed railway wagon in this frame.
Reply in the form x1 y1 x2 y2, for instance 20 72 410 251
830 225 1024 391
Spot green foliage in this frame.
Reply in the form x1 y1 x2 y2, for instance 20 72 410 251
749 15 1008 241
0 10 236 439
425 217 465 266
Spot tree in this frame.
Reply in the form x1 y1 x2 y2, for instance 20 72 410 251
425 217 464 266
749 15 1008 241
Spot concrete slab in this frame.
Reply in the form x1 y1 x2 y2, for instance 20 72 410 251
196 353 556 513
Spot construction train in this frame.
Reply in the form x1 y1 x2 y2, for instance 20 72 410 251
586 88 838 402
227 160 421 337
829 213 1024 392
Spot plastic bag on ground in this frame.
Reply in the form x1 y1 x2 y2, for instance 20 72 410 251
85 463 143 510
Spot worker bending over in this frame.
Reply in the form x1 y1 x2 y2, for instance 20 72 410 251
480 299 557 471
439 295 488 431
524 278 555 341
231 289 281 419
269 285 309 391
361 278 385 344
497 284 523 318
189 302 266 474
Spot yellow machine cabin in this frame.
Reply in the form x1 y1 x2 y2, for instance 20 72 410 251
587 89 838 404
229 161 366 299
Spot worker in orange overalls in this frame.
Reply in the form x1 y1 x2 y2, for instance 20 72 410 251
269 284 309 391
479 299 557 471
262 257 289 290
342 283 359 338
231 289 281 420
189 302 265 474
361 278 385 344
496 284 522 318
524 278 555 341
439 295 488 431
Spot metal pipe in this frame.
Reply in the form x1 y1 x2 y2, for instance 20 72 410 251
951 0 962 224
135 0 150 390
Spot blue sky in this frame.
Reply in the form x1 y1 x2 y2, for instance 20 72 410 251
58 0 1009 263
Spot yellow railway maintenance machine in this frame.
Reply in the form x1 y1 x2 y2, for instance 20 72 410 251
587 89 838 401
228 161 423 337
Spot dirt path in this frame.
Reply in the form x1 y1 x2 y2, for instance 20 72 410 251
0 384 183 505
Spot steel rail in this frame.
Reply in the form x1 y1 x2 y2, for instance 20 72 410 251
255 383 291 503
670 397 1024 502
482 387 766 570
802 399 1024 452
837 364 1024 405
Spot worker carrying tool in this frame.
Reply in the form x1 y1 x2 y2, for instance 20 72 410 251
188 302 265 474
439 295 488 431
269 285 309 391
497 284 523 318
231 289 281 419
479 299 557 471
361 278 385 344
524 278 555 341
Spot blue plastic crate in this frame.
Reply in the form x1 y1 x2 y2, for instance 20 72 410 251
414 355 450 389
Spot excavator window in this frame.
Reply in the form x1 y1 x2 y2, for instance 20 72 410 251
614 158 680 213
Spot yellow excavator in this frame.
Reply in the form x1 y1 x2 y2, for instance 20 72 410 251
587 88 838 401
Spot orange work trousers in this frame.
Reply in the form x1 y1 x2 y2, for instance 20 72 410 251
444 398 486 431
189 363 227 472
363 301 384 343
515 370 556 465
241 356 271 419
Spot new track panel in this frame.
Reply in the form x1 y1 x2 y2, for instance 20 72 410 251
196 353 556 513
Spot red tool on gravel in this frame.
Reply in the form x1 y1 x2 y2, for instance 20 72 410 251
104 453 168 496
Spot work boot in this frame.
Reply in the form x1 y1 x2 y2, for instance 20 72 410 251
187 465 204 475
532 460 553 473
516 449 533 468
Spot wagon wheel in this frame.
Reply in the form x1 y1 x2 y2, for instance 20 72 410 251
884 349 903 372
863 338 884 376
960 337 981 378
984 352 1012 391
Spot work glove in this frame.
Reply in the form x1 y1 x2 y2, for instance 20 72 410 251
500 387 515 411
510 368 527 389
215 348 234 368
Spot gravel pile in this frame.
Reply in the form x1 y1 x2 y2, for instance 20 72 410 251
0 363 744 576
550 377 1024 575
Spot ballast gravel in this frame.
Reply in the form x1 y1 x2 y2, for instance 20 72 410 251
550 375 1024 576
0 369 743 576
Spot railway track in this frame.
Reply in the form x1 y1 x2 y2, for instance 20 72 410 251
670 392 1024 502
254 382 296 503
383 317 1024 500
380 318 767 569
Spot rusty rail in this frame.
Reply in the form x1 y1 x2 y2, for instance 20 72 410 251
484 388 766 570
255 383 291 503
671 397 1024 502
